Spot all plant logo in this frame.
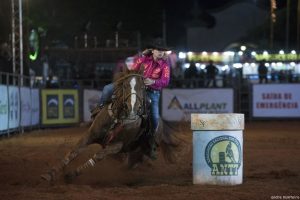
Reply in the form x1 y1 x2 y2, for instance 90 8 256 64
167 95 228 112
205 135 242 176
168 96 183 110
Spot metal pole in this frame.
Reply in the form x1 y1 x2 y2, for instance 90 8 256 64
19 0 23 86
162 9 167 45
84 33 88 48
11 0 16 74
286 0 290 51
270 14 274 49
115 31 119 48
270 0 274 49
297 0 300 50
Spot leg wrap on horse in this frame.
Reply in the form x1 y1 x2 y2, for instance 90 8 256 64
66 143 123 181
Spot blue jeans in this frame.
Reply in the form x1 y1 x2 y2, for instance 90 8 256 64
147 90 160 132
99 83 114 105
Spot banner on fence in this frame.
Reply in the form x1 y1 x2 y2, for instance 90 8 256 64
253 84 300 117
8 86 20 129
162 89 234 121
31 89 40 126
41 89 79 125
83 89 101 122
0 85 8 132
20 87 31 127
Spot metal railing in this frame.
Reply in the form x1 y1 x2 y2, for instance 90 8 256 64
0 71 31 87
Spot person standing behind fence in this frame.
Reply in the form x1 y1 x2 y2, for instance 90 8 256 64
258 60 268 84
184 61 198 88
205 60 218 87
171 61 184 88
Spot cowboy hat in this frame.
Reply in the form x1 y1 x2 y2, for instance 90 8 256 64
147 38 171 51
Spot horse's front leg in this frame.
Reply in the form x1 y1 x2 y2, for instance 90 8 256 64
64 142 123 183
41 134 92 182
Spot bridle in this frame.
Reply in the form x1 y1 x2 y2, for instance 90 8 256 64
112 73 147 121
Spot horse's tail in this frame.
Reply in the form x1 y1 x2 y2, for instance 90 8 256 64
156 118 189 163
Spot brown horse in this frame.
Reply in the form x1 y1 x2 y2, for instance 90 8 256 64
41 67 182 183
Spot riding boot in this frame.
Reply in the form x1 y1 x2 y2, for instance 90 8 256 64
90 104 104 120
147 131 157 160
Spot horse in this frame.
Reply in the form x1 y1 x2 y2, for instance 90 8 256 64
41 66 183 183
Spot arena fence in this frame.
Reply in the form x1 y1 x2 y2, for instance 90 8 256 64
1 71 300 137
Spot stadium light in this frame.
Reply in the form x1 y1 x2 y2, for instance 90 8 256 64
240 46 246 51
178 52 186 59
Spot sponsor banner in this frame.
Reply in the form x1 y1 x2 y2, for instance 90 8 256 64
253 84 300 117
20 87 32 127
31 89 40 126
42 89 79 125
162 89 234 121
0 85 8 132
83 89 101 122
8 86 20 129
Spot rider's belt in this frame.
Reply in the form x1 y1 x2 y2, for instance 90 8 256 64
146 87 160 93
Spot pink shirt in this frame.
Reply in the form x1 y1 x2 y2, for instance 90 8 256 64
131 55 170 91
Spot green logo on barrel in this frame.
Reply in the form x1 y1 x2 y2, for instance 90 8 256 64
205 135 241 176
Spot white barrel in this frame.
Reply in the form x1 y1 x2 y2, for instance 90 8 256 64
191 113 244 185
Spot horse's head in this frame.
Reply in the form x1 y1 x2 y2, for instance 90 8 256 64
113 66 146 120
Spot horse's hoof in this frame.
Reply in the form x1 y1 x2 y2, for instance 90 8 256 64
41 169 56 182
41 173 53 182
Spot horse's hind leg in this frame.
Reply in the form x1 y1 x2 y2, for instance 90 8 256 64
65 142 123 183
41 135 92 182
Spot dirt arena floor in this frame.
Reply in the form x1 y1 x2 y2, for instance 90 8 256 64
0 121 299 200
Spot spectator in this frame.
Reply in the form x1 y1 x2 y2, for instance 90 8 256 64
278 70 285 83
171 61 184 88
184 61 198 88
270 68 277 83
205 60 218 87
198 69 206 87
46 74 58 88
288 69 294 83
258 60 268 84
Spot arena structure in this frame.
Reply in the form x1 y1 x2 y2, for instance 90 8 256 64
0 70 299 199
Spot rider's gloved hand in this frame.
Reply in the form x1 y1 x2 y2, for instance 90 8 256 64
144 78 155 86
